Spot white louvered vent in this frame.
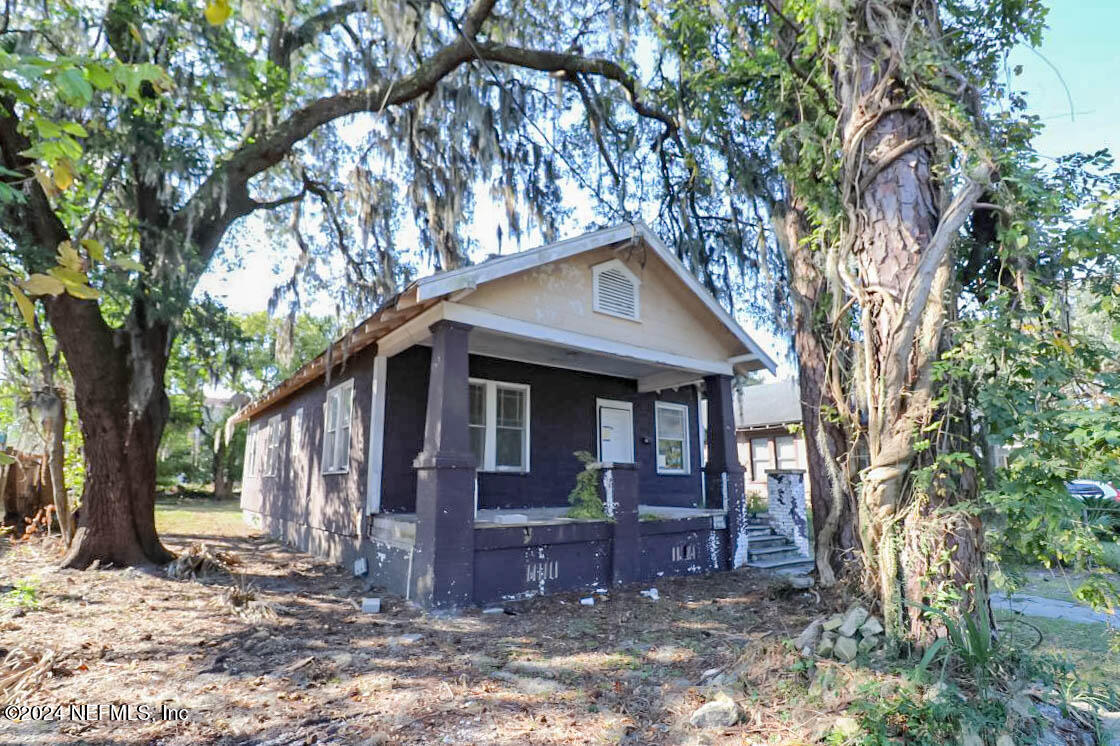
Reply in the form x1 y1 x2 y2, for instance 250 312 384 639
592 260 640 321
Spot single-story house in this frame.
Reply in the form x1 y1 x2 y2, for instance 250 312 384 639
231 222 777 609
733 379 810 500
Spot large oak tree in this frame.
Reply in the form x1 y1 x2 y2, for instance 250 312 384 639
0 0 678 567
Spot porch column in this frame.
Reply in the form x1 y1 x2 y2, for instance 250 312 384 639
601 462 640 586
411 320 476 610
703 374 749 569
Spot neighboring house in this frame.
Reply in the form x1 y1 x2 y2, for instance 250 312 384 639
733 379 810 499
231 223 777 609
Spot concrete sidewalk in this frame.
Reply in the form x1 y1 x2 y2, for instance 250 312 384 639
991 592 1118 627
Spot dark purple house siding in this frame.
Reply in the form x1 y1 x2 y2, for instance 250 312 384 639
241 350 374 563
378 344 704 512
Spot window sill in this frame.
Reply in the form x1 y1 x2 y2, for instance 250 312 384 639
479 469 530 476
656 470 692 476
322 469 350 476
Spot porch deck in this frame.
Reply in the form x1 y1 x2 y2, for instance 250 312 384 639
371 505 726 545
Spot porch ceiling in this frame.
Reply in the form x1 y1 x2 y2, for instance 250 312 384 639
465 328 678 382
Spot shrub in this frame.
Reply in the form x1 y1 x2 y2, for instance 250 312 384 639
566 451 607 520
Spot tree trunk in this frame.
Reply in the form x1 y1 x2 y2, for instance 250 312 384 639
212 435 232 500
43 394 72 543
834 1 990 645
774 202 860 587
45 294 175 569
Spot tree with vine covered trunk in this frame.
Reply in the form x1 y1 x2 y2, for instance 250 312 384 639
646 0 1070 644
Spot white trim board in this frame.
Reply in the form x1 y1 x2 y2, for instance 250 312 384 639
365 355 387 514
412 222 777 374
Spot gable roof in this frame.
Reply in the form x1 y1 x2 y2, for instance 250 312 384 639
413 222 776 370
230 222 776 425
734 379 802 429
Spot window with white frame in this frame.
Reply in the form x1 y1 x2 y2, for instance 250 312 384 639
322 380 354 474
776 435 799 470
655 401 690 474
591 259 640 321
246 423 260 477
265 415 283 476
750 437 773 481
291 407 304 452
468 379 529 472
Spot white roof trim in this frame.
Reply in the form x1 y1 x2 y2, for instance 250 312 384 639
411 222 777 374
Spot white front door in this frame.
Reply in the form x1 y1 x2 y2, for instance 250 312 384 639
597 399 634 464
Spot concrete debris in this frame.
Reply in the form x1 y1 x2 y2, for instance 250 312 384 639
640 588 660 601
794 618 824 650
858 616 884 637
580 597 595 606
858 635 880 654
360 597 381 613
837 606 870 638
833 636 858 662
482 607 504 614
822 614 844 632
688 693 742 728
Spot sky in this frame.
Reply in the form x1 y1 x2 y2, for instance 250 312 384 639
194 2 1120 375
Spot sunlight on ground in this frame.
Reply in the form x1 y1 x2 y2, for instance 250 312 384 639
155 497 249 538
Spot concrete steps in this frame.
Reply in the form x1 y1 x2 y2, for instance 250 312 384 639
742 516 814 572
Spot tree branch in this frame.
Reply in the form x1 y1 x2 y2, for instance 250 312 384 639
173 0 677 285
268 0 370 70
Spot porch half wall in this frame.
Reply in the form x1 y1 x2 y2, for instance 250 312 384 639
379 344 704 513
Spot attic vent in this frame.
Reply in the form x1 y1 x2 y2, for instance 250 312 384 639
592 259 640 321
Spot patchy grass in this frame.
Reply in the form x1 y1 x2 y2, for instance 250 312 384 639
994 611 1120 689
155 497 250 538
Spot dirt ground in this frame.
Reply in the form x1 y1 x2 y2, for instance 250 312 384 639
0 505 836 745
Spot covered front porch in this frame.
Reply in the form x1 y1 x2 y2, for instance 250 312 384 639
363 305 756 609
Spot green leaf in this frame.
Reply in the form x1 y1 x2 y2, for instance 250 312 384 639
60 122 89 137
0 452 14 466
54 67 93 107
7 282 36 327
48 265 87 287
23 273 66 296
111 255 145 273
62 282 99 301
81 238 105 261
56 241 83 271
86 63 114 91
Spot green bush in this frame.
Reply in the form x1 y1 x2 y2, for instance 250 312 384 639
566 451 607 520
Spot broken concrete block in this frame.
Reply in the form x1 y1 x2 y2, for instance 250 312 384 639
858 616 884 637
817 635 836 658
360 597 381 613
838 606 870 638
689 694 742 728
789 574 814 589
858 635 880 653
822 614 845 632
834 635 858 662
794 618 824 650
580 597 595 606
